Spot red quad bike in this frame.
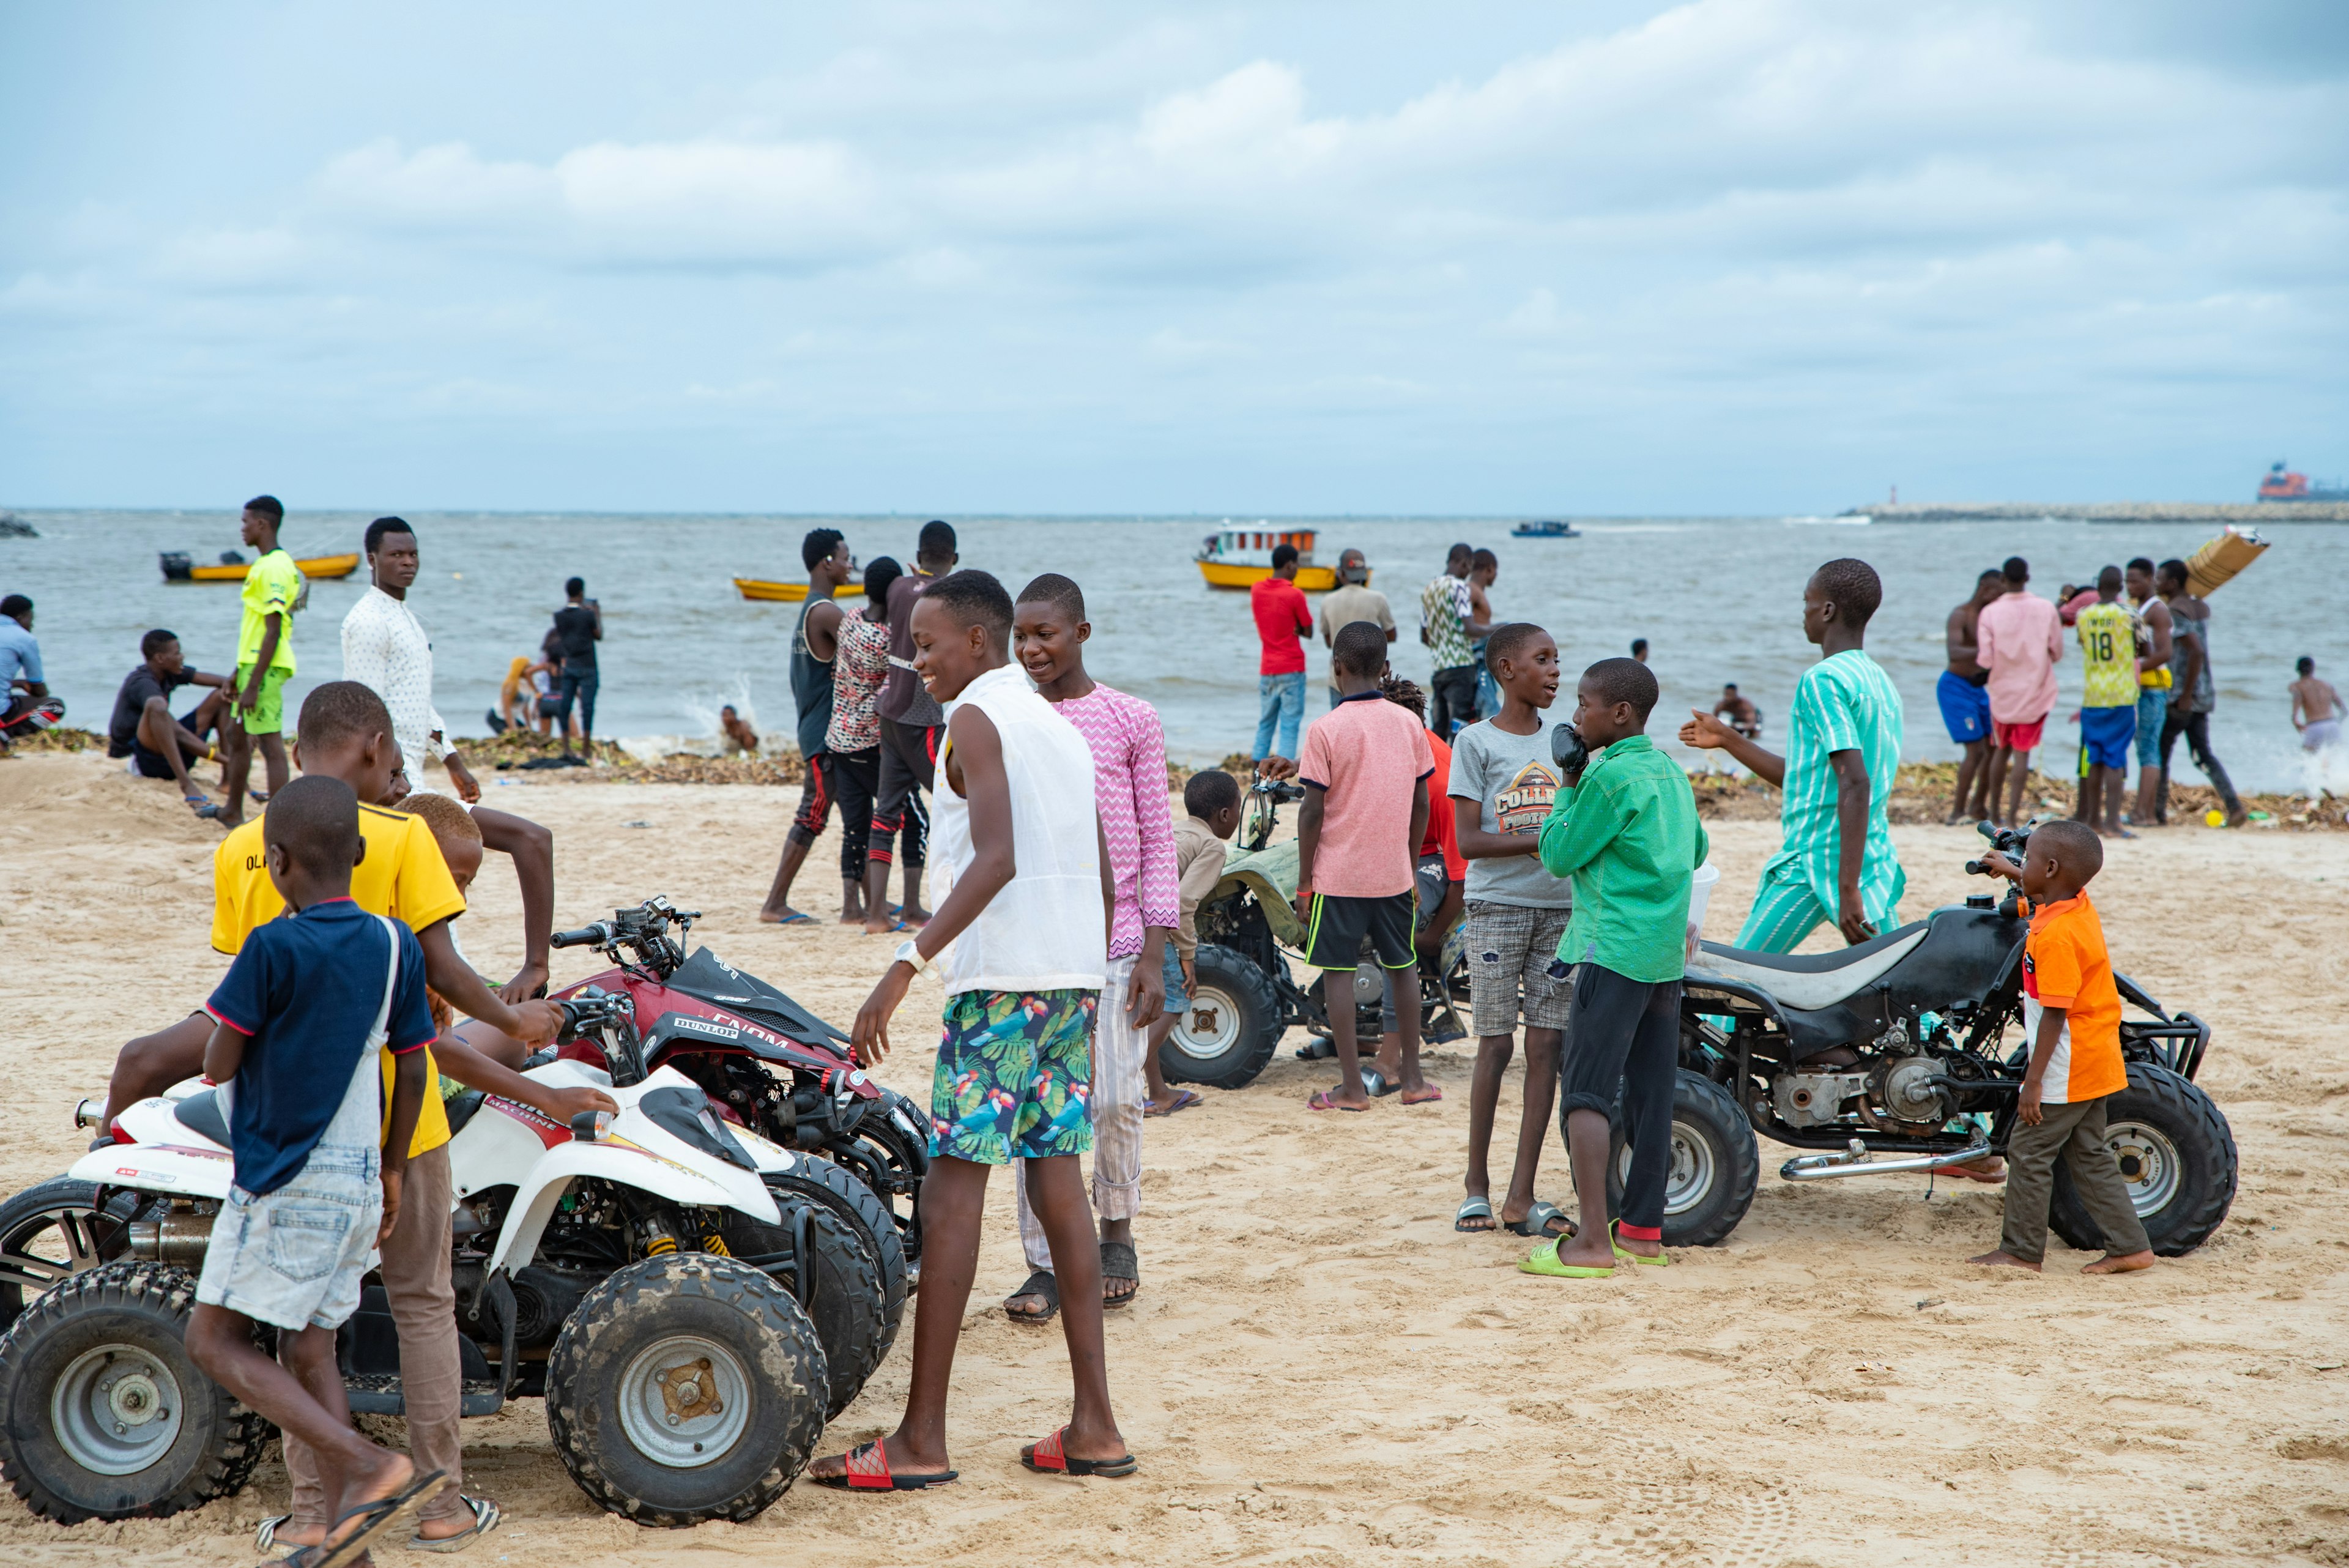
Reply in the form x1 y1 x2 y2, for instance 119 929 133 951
548 898 926 1289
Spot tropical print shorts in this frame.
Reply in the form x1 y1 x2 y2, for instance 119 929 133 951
928 987 1099 1165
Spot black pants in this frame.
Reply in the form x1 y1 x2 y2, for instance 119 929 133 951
872 718 934 869
825 746 879 882
2156 707 2241 818
1560 964 1682 1236
1429 664 1477 739
555 669 599 741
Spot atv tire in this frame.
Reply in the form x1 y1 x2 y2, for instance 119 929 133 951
1163 943 1282 1089
2047 1063 2236 1257
721 1198 886 1419
0 1261 271 1522
0 1178 143 1329
545 1254 826 1526
1563 1069 1759 1249
763 1157 907 1351
820 1088 927 1268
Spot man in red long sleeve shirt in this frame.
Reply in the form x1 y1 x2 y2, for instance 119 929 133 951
1250 546 1313 760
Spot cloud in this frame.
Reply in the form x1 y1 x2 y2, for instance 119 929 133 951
3 0 2344 510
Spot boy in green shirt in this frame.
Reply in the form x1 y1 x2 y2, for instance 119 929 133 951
1527 657 1707 1277
218 494 300 829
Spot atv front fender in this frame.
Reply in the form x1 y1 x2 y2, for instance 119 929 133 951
1213 840 1305 946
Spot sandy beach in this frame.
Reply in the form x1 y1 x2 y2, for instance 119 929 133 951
2 750 2345 1567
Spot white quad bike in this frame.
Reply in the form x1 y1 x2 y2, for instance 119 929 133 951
0 989 893 1528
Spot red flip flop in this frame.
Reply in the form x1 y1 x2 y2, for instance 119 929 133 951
1307 1090 1367 1112
810 1440 957 1492
1021 1427 1138 1478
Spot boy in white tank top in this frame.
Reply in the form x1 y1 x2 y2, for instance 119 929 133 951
811 570 1135 1491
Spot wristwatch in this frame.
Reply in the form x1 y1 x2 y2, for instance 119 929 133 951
892 939 935 978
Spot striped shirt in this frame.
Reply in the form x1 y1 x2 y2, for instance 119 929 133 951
1767 650 1905 912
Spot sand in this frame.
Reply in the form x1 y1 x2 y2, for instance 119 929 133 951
2 750 2346 1567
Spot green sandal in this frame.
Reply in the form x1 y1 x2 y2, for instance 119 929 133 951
1609 1222 1669 1267
1518 1238 1614 1279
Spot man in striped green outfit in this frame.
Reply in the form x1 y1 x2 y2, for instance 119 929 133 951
1680 559 1905 952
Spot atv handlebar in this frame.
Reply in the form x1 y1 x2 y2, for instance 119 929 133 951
552 923 614 949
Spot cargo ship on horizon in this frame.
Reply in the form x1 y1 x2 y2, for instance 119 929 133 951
2257 461 2348 503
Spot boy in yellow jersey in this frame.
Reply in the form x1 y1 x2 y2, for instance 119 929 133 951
98 682 562 1129
217 494 300 830
2073 567 2139 838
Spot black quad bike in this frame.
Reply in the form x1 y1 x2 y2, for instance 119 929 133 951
1578 822 2236 1253
1165 778 1471 1088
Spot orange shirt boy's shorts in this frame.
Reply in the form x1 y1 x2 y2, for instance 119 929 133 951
2019 892 2128 1104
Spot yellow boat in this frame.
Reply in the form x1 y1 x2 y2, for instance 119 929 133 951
734 578 867 603
161 551 361 584
1193 525 1358 593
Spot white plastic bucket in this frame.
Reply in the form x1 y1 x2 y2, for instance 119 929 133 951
1686 862 1721 957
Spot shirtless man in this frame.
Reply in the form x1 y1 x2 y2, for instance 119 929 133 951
2294 656 2343 753
1712 683 1761 739
2125 559 2175 825
1939 568 2005 823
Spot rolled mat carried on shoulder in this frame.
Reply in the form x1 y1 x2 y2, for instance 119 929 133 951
2185 526 2269 597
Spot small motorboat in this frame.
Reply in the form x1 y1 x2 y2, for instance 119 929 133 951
161 550 361 583
1193 525 1356 592
1509 519 1581 539
733 577 867 603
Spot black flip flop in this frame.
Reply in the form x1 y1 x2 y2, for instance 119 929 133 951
286 1467 446 1568
1005 1269 1059 1325
1100 1241 1139 1309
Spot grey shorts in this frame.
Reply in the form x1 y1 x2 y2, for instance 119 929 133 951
196 1145 382 1332
1464 900 1575 1035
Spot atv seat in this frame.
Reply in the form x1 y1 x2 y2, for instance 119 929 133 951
1690 921 1929 1013
173 1088 231 1150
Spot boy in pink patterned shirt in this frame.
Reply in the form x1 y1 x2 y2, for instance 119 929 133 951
1004 574 1178 1318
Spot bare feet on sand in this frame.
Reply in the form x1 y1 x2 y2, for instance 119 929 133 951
1967 1250 2041 1271
2081 1249 2154 1274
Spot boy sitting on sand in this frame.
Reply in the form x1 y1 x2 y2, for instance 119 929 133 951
183 775 446 1564
1969 820 2156 1276
1151 768 1245 1115
1529 658 1706 1277
1295 620 1436 1111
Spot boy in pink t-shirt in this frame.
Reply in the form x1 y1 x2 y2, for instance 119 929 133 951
1295 621 1435 1111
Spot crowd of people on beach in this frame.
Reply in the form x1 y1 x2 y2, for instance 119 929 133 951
5 502 2314 1544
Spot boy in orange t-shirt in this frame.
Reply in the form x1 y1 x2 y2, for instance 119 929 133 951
1970 819 2154 1274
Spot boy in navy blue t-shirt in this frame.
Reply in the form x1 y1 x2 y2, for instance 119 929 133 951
182 775 445 1558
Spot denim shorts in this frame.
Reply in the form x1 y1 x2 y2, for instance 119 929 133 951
1162 943 1187 1012
195 1145 382 1332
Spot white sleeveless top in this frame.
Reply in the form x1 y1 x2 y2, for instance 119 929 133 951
929 663 1108 997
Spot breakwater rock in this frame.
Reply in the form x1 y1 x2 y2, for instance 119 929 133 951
1841 500 2349 524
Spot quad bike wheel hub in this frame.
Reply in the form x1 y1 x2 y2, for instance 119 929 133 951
52 1345 184 1476
618 1336 751 1469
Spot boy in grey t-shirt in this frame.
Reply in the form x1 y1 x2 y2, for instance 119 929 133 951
1446 623 1575 1239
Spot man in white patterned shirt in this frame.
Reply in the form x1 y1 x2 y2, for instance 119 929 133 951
342 516 481 803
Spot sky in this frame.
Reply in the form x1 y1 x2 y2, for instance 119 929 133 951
2 0 2344 515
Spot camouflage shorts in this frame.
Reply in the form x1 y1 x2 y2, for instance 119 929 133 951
927 988 1099 1165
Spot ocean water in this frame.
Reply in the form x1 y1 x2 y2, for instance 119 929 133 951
3 509 2342 793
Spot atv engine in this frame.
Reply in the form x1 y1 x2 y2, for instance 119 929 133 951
1773 1071 1865 1129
